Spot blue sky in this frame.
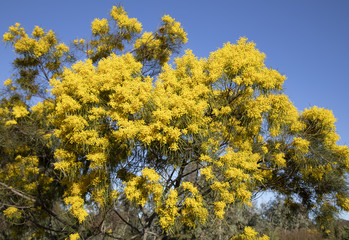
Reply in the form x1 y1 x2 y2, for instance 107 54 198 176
1 0 349 216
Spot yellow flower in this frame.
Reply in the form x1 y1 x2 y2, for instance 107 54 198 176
201 166 214 180
231 226 270 240
5 120 17 126
110 6 142 34
3 207 21 220
141 168 161 182
91 18 109 35
32 25 45 38
64 195 88 223
214 201 226 219
3 32 15 42
3 79 12 86
68 233 80 240
182 182 199 195
55 43 69 52
12 105 29 118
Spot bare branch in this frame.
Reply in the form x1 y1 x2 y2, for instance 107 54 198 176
0 181 36 202
113 209 141 234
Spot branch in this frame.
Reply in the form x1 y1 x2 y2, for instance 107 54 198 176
258 166 282 171
3 204 34 209
0 181 36 202
31 202 77 232
182 167 200 179
113 209 141 234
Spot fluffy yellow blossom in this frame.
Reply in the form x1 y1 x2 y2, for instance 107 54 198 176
261 146 268 154
32 25 45 38
158 189 179 230
336 194 349 211
44 30 57 45
3 32 15 41
86 152 107 168
110 6 142 34
8 23 21 35
74 38 85 45
142 168 161 182
34 38 50 57
161 15 187 43
55 43 69 52
3 79 12 86
201 166 214 180
181 194 208 227
232 226 270 240
182 182 199 195
273 152 286 167
12 105 29 118
3 207 21 220
293 137 310 154
124 168 163 207
91 18 109 35
31 102 44 114
214 201 226 219
67 233 80 240
64 195 88 223
5 119 17 126
14 35 36 52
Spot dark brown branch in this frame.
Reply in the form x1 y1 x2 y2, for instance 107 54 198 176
0 181 36 202
39 203 77 230
182 167 200 179
3 204 34 209
258 166 282 171
113 209 141 234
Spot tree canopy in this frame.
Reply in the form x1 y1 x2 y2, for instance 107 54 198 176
1 4 349 240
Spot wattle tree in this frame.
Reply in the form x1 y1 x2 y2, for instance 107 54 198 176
0 4 348 240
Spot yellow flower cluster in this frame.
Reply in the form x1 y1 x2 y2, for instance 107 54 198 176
133 31 167 63
3 207 22 220
91 18 109 35
2 23 69 81
64 195 88 223
73 38 85 45
110 6 142 35
200 166 214 180
273 152 286 167
208 38 266 82
300 164 333 181
3 79 12 86
133 15 187 65
124 168 163 206
214 201 226 219
232 226 270 240
55 43 69 57
5 119 17 126
199 149 264 218
0 153 54 204
67 233 80 240
3 23 25 41
12 105 29 118
157 189 179 230
336 194 349 211
292 137 310 155
137 51 210 148
32 25 45 38
302 106 336 130
161 15 188 44
180 182 208 227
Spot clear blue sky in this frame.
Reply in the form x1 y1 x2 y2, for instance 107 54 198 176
1 0 349 215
